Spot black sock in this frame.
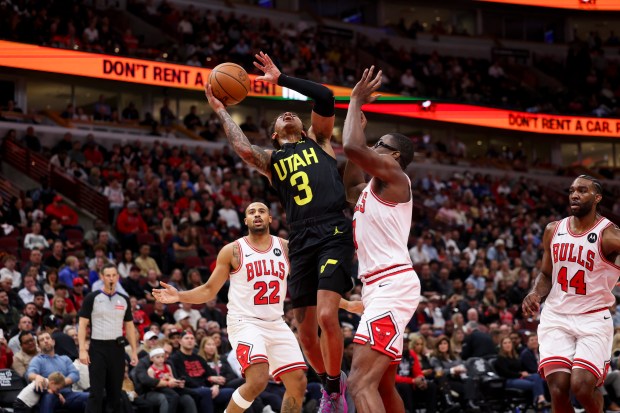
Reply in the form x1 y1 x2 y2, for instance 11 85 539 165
325 374 341 394
318 372 327 387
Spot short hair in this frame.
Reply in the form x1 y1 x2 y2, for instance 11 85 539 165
387 133 414 170
18 331 34 344
47 372 65 386
100 263 117 275
577 174 602 194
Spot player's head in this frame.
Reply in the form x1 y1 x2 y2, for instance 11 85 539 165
372 133 414 170
244 202 271 234
569 175 602 218
270 112 307 149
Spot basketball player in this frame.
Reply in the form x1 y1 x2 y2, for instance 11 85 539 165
523 175 620 413
153 202 307 413
205 52 352 412
341 66 420 413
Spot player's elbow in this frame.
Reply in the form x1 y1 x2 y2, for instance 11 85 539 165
343 143 365 160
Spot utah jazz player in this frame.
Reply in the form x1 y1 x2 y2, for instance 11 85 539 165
206 51 352 412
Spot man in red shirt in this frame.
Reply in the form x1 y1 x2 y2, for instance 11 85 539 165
116 201 147 251
44 195 78 227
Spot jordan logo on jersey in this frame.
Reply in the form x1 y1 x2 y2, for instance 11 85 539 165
552 243 595 271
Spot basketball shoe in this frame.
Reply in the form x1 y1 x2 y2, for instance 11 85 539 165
318 371 347 413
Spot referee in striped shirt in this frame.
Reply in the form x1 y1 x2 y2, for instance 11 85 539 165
78 263 138 413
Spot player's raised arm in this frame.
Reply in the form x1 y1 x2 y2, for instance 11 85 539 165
343 67 404 184
522 221 558 317
254 51 335 145
153 243 234 305
205 84 272 180
343 111 369 203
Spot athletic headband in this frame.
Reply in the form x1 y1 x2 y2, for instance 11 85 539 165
149 347 165 358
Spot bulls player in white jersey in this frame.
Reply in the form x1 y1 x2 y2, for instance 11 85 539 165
341 67 421 413
523 175 620 413
153 202 308 413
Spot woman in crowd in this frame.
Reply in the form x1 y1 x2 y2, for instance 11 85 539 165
117 249 134 279
396 335 438 413
495 336 550 409
430 335 479 410
450 327 465 359
159 216 177 244
23 221 48 250
43 269 59 298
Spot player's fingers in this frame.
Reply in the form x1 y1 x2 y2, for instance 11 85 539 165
360 68 369 82
369 94 382 102
253 61 265 71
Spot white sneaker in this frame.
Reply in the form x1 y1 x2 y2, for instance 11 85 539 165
262 406 276 413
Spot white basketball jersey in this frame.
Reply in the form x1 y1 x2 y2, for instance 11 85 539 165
353 178 415 284
545 216 620 315
227 236 290 320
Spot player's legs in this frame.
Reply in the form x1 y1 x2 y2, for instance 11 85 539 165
546 371 574 413
378 363 405 413
317 289 345 378
294 305 326 373
571 368 603 413
225 363 270 413
347 342 393 413
278 369 308 413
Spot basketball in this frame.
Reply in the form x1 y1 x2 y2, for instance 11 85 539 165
208 63 251 106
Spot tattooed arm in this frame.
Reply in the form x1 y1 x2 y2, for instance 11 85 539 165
205 84 272 180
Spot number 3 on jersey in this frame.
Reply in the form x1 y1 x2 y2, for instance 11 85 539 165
254 281 280 305
557 266 586 295
290 171 313 206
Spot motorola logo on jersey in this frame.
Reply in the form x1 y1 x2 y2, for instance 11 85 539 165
273 248 282 256
588 233 598 243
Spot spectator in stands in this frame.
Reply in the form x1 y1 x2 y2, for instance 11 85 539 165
400 68 416 95
18 274 44 308
174 303 201 331
519 333 540 374
461 321 496 359
149 301 175 327
0 255 21 289
217 198 240 229
183 105 202 130
495 336 550 409
21 127 41 153
121 102 140 122
83 140 104 166
0 289 21 335
44 195 79 228
32 291 52 322
103 177 125 224
0 332 12 369
43 270 58 298
117 249 134 279
121 267 146 302
0 270 24 310
68 141 85 165
9 196 28 229
430 335 478 410
135 245 161 277
58 257 79 288
169 331 233 412
116 201 148 251
143 269 160 303
26 331 88 411
44 240 66 270
53 133 74 155
23 221 49 250
12 331 39 378
410 238 430 265
93 94 112 121
168 222 198 264
83 219 115 250
73 107 90 122
200 299 226 329
8 315 33 353
159 98 176 127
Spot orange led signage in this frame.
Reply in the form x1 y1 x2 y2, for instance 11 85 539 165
476 0 620 10
335 102 620 138
0 40 366 99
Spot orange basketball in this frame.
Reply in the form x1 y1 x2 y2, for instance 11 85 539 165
208 63 251 106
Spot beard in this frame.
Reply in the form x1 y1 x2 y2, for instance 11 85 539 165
248 225 268 235
571 198 595 218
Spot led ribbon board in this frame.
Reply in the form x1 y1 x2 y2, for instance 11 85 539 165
476 0 620 11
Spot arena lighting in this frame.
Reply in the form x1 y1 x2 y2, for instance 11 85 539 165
334 102 620 139
476 0 620 10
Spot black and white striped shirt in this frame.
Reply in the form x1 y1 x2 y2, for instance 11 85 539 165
78 290 132 340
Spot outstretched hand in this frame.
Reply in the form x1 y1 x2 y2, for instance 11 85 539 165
351 66 382 105
253 51 281 84
152 282 181 304
521 292 541 318
204 84 226 112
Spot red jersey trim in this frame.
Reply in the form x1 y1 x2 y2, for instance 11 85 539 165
369 184 397 207
363 263 409 279
566 216 605 238
272 362 307 381
230 240 243 274
582 307 608 315
365 268 414 285
598 222 620 271
574 358 601 377
243 236 274 253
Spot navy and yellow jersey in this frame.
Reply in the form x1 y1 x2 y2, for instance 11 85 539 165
270 138 347 224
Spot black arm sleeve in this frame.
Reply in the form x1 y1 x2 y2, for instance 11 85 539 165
277 74 334 117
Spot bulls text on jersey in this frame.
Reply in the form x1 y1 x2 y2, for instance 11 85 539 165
246 260 287 281
552 243 595 272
